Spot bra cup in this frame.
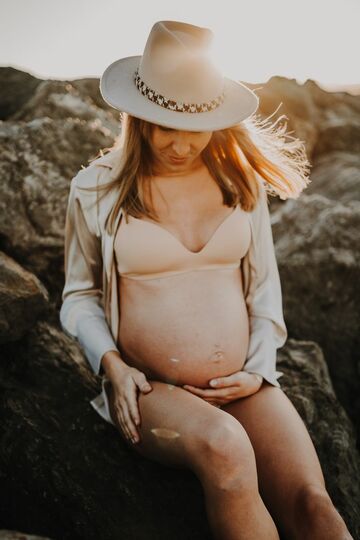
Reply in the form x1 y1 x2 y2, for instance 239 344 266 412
114 206 251 280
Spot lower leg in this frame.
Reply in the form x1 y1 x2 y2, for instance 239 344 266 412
200 474 280 540
221 385 354 539
290 485 353 540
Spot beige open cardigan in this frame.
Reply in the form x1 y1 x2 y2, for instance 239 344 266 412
60 148 288 424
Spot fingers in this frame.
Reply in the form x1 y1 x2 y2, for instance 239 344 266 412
115 372 153 444
127 386 141 427
183 384 239 399
134 371 152 394
209 371 245 387
117 406 135 442
208 371 262 389
126 381 142 438
113 387 140 444
183 372 262 403
121 399 140 443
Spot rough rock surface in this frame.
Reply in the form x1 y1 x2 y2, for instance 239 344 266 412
0 117 115 302
0 251 49 343
312 119 360 158
306 150 360 202
10 80 119 133
272 194 360 440
0 322 358 539
0 531 53 540
277 338 360 531
0 67 42 120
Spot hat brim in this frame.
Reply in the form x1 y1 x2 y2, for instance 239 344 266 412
100 56 259 132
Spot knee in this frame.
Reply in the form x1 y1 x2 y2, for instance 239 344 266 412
291 483 352 538
197 416 257 490
293 483 334 521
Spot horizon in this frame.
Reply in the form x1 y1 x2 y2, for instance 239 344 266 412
1 0 359 94
2 63 359 97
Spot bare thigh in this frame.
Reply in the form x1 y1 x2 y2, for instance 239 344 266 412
105 379 252 476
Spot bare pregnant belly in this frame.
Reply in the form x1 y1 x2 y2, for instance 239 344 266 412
117 268 249 388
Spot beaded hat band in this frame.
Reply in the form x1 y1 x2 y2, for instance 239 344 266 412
134 67 225 114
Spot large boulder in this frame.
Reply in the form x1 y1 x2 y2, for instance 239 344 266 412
0 251 48 343
9 80 119 133
0 67 41 120
246 76 360 168
305 151 360 202
69 77 118 114
277 338 360 533
247 75 320 158
273 194 360 440
0 117 116 303
312 120 360 159
0 321 358 539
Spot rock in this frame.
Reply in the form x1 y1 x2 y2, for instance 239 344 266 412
0 531 53 540
312 120 360 159
305 151 360 202
247 75 319 157
0 322 358 539
0 67 41 120
0 116 115 302
0 251 49 343
246 76 360 165
304 78 360 117
0 67 120 125
277 338 360 536
272 194 360 442
9 80 119 135
70 77 118 114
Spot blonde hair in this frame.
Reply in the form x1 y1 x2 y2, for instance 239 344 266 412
80 109 311 235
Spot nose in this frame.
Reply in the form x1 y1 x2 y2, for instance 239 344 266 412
171 133 191 157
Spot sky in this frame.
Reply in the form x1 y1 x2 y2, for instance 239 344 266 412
1 0 359 90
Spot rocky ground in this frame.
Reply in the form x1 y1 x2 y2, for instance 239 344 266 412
0 66 359 539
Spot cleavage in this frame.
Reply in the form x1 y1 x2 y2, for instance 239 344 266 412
132 205 238 254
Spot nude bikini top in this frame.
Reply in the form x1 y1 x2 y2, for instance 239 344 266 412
114 204 251 280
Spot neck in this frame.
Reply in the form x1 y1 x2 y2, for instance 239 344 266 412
152 155 205 178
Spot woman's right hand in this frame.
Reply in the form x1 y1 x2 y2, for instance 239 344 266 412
109 364 153 444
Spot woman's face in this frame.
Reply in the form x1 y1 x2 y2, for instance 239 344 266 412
148 124 213 175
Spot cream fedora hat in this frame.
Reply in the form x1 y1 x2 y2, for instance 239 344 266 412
100 20 259 132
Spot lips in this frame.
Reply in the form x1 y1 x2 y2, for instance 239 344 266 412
169 156 188 162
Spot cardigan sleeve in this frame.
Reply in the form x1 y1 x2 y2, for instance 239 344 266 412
242 182 288 387
59 174 120 375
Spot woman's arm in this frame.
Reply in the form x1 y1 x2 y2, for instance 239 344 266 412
60 174 126 376
242 181 288 387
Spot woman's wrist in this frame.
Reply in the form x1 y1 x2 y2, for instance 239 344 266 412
101 350 128 377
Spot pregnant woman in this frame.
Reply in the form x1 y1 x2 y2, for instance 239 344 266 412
60 20 352 540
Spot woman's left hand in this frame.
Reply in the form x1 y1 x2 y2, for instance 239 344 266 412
182 371 263 406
